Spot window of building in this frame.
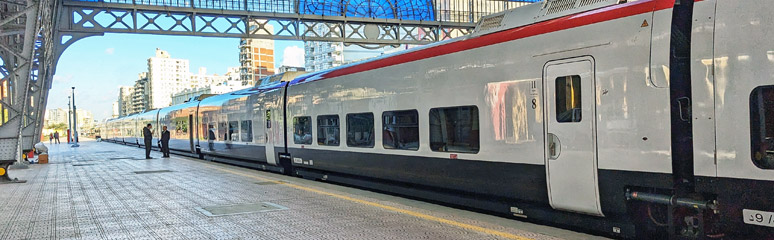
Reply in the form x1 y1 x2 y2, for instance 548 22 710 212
429 106 480 153
241 120 252 142
293 116 312 144
751 86 774 169
228 121 239 142
383 110 419 150
347 113 374 148
556 75 582 123
317 115 340 146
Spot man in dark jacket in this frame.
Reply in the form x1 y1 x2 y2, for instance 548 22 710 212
143 124 153 159
161 126 170 158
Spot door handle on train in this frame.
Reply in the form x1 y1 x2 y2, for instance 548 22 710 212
548 133 561 160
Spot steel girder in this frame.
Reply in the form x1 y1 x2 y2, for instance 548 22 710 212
57 1 478 45
0 0 57 162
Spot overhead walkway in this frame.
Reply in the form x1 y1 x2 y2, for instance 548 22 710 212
0 139 607 240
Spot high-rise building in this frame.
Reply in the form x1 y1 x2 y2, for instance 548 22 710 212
147 48 191 109
131 72 149 114
111 102 119 118
117 49 243 112
117 86 134 117
239 23 275 86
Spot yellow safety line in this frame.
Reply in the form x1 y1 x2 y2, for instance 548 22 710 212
201 164 534 240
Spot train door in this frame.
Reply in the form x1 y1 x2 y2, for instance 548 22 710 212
265 109 276 165
543 57 603 216
188 114 195 153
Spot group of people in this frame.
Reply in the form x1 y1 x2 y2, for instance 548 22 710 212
48 131 61 144
142 124 171 159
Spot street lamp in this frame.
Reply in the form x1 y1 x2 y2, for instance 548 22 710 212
71 87 79 147
67 96 72 144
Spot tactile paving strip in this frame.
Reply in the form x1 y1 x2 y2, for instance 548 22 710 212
0 141 569 240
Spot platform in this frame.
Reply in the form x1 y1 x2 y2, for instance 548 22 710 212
0 139 607 239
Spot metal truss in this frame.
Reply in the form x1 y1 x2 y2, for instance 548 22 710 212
0 0 58 162
57 1 483 45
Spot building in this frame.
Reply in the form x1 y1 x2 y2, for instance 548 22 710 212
44 108 69 126
131 72 150 114
111 101 119 118
147 48 191 109
117 86 134 117
75 109 93 130
44 108 93 132
239 23 275 86
278 65 306 73
116 49 244 113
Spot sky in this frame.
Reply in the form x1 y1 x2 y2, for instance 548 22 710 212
50 33 304 121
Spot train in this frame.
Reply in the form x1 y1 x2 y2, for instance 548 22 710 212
102 0 774 238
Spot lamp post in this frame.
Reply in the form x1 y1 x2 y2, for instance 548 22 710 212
71 87 79 147
67 96 72 144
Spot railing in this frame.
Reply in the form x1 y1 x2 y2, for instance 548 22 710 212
65 0 539 23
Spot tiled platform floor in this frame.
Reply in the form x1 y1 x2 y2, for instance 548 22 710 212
0 140 605 240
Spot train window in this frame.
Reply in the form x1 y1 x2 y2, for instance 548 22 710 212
383 110 419 151
293 116 312 144
317 115 340 146
180 119 188 134
429 106 480 153
228 121 239 142
207 124 216 141
750 86 774 169
556 75 582 123
241 120 252 142
347 113 374 148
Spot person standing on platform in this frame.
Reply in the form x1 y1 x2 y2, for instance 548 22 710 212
143 124 153 159
161 126 170 158
49 133 53 144
54 131 60 144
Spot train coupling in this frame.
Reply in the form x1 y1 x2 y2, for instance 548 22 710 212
625 189 718 213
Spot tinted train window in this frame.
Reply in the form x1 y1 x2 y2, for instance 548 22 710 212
228 121 239 142
751 86 774 169
429 106 480 153
383 110 419 150
241 120 252 142
317 115 340 146
218 122 227 141
293 116 312 144
207 124 216 140
556 75 582 123
347 113 374 148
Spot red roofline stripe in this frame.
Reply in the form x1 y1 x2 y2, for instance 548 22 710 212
303 0 676 82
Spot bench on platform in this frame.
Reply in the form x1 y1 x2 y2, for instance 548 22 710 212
0 160 26 184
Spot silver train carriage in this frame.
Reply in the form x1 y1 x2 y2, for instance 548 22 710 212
104 0 774 238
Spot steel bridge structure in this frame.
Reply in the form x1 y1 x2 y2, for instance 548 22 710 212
0 0 535 164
